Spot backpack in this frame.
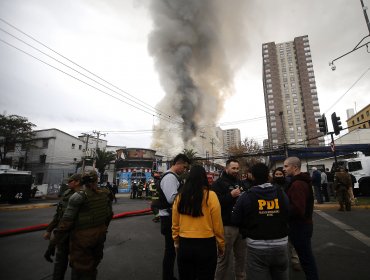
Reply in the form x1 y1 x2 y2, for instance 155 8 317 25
150 172 180 212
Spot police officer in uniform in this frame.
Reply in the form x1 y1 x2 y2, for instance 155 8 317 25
52 171 113 280
334 167 352 211
43 173 82 280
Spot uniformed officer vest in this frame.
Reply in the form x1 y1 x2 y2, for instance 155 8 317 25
74 188 111 230
57 189 75 219
243 187 288 240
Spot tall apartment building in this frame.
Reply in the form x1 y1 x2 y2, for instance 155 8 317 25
262 35 324 149
223 128 241 151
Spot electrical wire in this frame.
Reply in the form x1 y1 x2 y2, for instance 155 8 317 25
0 17 183 124
324 67 370 113
0 37 176 123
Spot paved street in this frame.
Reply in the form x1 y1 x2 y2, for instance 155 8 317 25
0 197 370 280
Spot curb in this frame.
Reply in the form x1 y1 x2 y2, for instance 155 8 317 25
0 203 56 211
314 203 370 210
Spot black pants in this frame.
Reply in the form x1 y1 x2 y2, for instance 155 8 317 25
177 237 217 280
160 216 176 280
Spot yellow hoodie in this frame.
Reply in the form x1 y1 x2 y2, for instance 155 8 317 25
172 189 225 251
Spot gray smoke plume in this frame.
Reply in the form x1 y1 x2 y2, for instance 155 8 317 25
148 0 248 156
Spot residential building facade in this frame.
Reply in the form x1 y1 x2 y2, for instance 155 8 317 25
223 128 241 151
262 35 324 149
346 104 370 132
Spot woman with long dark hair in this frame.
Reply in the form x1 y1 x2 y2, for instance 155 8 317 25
172 165 225 280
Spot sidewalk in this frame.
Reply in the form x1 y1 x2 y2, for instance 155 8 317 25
0 193 132 211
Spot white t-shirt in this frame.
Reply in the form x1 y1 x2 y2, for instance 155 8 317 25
158 172 179 217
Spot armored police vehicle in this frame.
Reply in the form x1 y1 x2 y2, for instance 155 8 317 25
0 165 33 203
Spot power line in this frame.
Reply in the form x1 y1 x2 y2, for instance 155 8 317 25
324 67 370 113
0 18 183 124
0 37 178 124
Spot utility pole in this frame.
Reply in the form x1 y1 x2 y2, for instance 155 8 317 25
279 111 288 158
81 133 92 174
210 138 215 168
92 130 106 169
360 0 370 34
330 132 338 167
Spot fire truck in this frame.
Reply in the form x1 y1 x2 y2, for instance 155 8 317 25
0 165 33 203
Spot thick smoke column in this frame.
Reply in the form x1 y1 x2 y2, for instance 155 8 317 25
148 0 247 155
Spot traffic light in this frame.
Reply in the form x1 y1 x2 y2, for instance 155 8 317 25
318 114 328 134
331 112 342 135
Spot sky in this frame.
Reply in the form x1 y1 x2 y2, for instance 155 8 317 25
0 0 369 157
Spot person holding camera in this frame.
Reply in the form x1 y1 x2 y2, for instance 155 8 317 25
211 158 246 280
52 171 113 279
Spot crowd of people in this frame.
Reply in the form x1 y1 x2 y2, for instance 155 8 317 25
157 154 322 280
43 152 358 280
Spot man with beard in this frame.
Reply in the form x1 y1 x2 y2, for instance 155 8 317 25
212 159 246 280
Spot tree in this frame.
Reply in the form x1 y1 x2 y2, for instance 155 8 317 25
0 114 35 164
95 149 116 182
227 137 263 174
182 148 198 163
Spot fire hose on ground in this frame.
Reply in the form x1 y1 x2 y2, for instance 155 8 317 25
0 208 153 237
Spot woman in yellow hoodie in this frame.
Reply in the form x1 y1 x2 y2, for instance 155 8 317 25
172 165 225 280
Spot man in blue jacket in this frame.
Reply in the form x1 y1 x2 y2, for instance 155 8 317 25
232 163 290 280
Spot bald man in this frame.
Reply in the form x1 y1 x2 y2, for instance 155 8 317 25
284 157 319 280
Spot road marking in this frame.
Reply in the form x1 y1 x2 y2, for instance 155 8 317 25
315 210 370 247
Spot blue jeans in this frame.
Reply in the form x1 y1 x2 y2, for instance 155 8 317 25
289 223 319 280
246 245 289 280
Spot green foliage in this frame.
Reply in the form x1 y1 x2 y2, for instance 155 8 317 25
95 149 116 177
0 114 35 163
182 148 198 162
227 137 263 174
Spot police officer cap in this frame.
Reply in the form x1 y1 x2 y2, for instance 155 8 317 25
68 173 82 183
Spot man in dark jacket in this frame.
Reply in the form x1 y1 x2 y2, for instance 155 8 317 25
232 163 289 279
311 167 323 204
212 158 246 280
284 157 319 280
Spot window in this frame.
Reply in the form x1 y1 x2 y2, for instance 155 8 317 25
36 173 44 185
40 154 46 164
79 145 82 150
269 105 274 109
268 100 274 104
72 143 75 149
352 120 355 125
348 161 362 172
271 128 277 132
42 139 48 148
361 114 364 119
271 122 276 127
